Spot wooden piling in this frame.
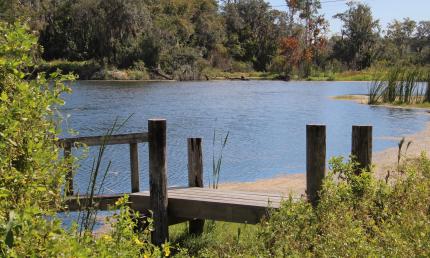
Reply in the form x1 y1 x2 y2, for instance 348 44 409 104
187 138 204 235
130 142 140 193
306 125 326 206
351 125 373 174
148 119 168 245
64 142 73 196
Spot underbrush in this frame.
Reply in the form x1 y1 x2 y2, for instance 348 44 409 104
0 22 170 257
36 60 102 80
170 155 430 257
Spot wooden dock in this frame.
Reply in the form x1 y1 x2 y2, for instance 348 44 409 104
67 187 282 224
60 119 373 245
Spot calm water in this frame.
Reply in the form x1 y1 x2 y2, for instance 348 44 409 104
61 80 429 194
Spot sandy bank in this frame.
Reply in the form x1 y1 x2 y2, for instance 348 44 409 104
332 94 430 110
219 113 430 197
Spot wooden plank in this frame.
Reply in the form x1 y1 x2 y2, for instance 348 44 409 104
132 190 282 208
166 192 281 207
185 188 290 199
351 125 372 174
171 187 285 199
168 198 273 224
64 194 186 226
169 189 284 204
187 138 204 235
130 194 274 224
130 143 140 193
306 125 326 206
64 142 74 196
59 132 148 147
148 119 169 245
165 193 281 208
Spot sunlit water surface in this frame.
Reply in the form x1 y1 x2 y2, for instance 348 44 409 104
60 80 429 194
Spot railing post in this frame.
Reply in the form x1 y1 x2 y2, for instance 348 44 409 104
130 142 140 193
187 138 204 235
148 119 168 246
351 125 373 174
306 125 326 206
64 142 74 196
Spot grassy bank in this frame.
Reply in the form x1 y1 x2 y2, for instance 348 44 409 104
38 60 380 82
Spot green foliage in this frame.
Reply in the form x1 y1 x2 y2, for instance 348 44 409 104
3 0 430 79
223 0 286 71
178 155 430 257
0 21 167 257
161 154 430 257
36 60 102 80
0 21 72 215
332 2 380 70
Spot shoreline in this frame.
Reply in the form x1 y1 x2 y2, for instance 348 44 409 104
332 94 430 111
76 79 373 84
219 100 430 196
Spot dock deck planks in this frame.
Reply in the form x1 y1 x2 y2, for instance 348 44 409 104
66 188 285 224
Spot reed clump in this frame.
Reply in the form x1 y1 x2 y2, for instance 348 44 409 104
368 67 430 105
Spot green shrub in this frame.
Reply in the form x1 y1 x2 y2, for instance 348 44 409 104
230 61 254 73
177 154 430 257
258 155 430 257
0 21 169 257
37 60 102 80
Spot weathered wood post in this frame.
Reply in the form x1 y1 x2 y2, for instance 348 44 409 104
148 119 168 246
187 138 204 235
129 142 140 193
306 125 326 206
351 125 373 174
64 142 74 196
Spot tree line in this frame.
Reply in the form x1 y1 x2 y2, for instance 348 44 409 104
2 0 430 79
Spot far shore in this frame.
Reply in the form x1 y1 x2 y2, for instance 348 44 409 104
77 78 373 83
219 98 430 196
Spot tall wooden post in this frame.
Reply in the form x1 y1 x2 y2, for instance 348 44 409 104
306 125 326 206
148 119 168 246
187 138 204 235
351 125 373 174
64 142 74 196
130 142 140 193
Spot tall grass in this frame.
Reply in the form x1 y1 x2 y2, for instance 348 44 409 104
382 67 401 103
76 116 132 235
368 66 429 105
210 130 229 189
368 74 385 104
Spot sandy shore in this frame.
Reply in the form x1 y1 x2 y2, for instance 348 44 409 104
219 110 430 197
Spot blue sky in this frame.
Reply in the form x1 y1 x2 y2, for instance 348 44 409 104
268 0 430 34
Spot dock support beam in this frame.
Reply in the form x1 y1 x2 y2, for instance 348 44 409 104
306 125 326 206
130 142 140 193
187 138 205 235
148 119 168 245
351 125 373 174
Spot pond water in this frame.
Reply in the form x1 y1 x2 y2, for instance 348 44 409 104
61 80 429 194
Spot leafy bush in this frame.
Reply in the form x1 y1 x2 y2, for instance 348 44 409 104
258 155 430 257
176 154 430 257
36 60 102 80
0 21 168 257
